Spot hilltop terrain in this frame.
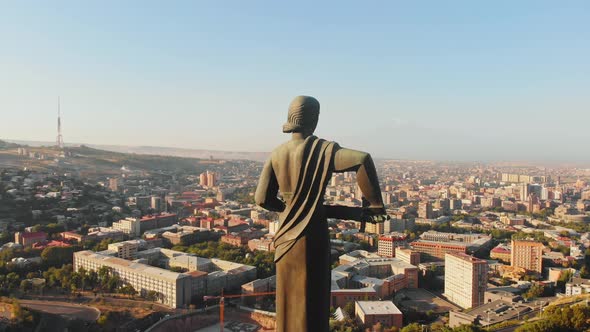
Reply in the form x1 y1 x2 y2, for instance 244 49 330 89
3 139 269 162
0 140 213 177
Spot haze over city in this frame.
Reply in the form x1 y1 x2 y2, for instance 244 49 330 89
3 3 590 332
1 1 589 163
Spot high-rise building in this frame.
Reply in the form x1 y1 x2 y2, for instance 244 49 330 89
444 252 488 309
450 199 462 211
511 240 543 273
382 192 393 205
418 201 434 219
435 198 450 215
199 172 208 186
136 196 151 212
520 184 529 201
151 196 165 213
540 186 549 200
206 171 217 187
108 178 119 192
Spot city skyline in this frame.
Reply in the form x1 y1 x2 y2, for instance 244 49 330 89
1 2 589 162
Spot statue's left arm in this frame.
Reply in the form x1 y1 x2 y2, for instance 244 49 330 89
255 158 286 212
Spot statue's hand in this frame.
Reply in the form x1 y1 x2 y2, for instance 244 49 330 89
361 207 389 224
365 214 390 224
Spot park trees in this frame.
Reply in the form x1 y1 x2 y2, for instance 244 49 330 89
40 246 74 267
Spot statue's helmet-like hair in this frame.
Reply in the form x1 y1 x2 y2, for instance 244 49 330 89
283 96 320 133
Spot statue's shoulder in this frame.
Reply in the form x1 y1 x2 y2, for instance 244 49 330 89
318 138 340 151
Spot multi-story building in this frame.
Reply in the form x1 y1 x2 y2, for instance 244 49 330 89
247 237 274 252
108 178 119 192
221 234 249 246
74 250 192 308
377 233 407 257
15 231 47 247
365 221 385 235
490 244 511 263
207 171 217 188
112 217 141 237
395 248 420 266
450 199 462 211
136 196 151 212
331 252 418 307
74 245 256 308
107 240 140 260
418 201 434 219
511 240 543 273
151 196 165 213
565 277 590 296
268 220 280 235
444 252 488 309
500 215 526 226
355 301 403 329
410 231 492 261
139 213 177 233
241 275 276 307
161 228 212 246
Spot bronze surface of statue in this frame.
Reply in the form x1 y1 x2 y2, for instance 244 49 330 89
255 96 386 332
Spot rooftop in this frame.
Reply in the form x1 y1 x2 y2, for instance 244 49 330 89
356 301 402 315
446 252 487 263
19 231 47 238
75 250 186 282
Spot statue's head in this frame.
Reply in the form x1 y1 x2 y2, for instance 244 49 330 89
283 96 320 134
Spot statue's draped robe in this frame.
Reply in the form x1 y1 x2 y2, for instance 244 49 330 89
273 136 336 332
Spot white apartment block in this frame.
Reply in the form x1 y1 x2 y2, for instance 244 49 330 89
111 217 141 237
444 252 488 309
107 240 140 260
74 245 257 309
74 250 192 308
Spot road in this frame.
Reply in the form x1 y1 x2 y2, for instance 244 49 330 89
19 299 100 321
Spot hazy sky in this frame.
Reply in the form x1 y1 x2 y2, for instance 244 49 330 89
1 1 588 162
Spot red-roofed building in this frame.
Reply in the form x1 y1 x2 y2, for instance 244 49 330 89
33 240 72 250
490 244 511 262
378 233 408 257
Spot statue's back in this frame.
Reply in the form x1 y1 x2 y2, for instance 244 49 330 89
270 139 308 203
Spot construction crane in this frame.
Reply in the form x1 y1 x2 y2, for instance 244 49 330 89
204 290 276 332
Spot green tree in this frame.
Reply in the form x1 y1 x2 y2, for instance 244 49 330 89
343 301 355 317
452 324 483 332
20 280 32 292
146 290 159 302
524 283 544 300
400 323 423 332
118 283 137 298
41 246 74 267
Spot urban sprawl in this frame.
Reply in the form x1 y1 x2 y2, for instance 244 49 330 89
1 145 590 331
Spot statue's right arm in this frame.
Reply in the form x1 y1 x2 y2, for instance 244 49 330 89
333 147 384 213
255 158 286 212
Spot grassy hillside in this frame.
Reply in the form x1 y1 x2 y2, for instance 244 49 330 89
0 142 208 175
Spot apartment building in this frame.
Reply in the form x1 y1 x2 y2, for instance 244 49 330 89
444 252 488 309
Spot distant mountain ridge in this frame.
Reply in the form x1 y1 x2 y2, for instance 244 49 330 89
2 139 269 162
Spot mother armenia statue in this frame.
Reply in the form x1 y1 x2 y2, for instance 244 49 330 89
255 96 387 332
